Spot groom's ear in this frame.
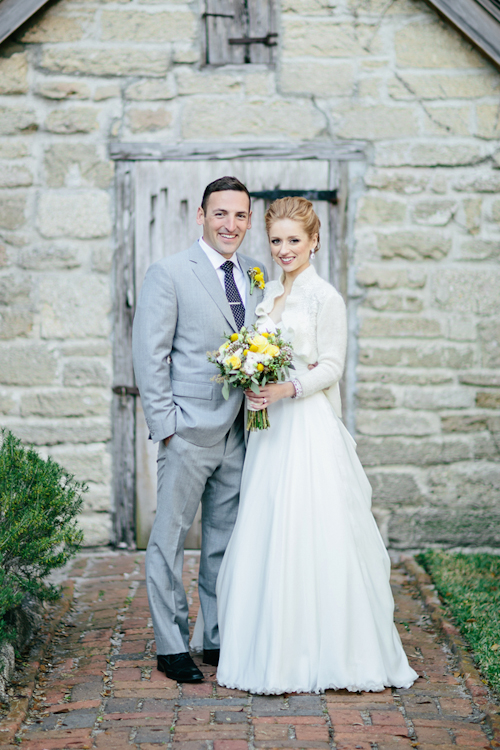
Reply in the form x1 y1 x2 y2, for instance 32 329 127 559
196 206 205 226
247 210 252 229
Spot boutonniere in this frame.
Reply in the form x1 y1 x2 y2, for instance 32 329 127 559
248 266 265 295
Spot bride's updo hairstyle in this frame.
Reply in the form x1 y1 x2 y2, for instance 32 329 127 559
264 196 321 253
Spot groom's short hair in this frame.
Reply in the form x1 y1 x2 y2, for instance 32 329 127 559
201 176 251 213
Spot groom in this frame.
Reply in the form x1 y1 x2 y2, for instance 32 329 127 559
132 176 266 683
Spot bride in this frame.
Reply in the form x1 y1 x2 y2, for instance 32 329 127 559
215 196 418 695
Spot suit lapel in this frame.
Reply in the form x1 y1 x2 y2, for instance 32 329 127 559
189 242 237 332
239 254 260 329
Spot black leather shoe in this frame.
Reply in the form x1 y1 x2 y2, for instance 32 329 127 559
203 649 220 667
157 653 203 682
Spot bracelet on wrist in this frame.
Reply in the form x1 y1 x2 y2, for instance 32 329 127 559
290 378 303 399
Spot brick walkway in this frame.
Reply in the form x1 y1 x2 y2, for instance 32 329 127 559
7 551 498 750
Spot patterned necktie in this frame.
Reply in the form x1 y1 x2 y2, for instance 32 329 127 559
221 260 245 331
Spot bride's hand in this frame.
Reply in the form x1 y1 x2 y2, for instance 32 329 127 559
245 382 296 410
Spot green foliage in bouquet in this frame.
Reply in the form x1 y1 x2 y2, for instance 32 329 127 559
0 429 85 645
208 326 294 430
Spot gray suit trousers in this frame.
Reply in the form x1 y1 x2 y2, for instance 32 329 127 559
146 412 245 655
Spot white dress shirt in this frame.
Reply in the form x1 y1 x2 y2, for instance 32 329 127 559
198 237 247 306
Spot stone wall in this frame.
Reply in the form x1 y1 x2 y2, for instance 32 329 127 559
0 0 498 547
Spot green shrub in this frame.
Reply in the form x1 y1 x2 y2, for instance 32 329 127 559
0 429 85 645
417 550 500 697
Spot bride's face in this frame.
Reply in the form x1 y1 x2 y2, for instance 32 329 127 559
268 219 317 278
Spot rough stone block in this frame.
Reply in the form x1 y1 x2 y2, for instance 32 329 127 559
49 444 111 484
82 488 111 513
38 191 111 239
364 168 428 194
283 20 379 57
125 78 176 100
37 80 91 100
477 104 500 139
413 200 456 226
433 269 500 315
78 512 112 546
476 391 500 408
0 392 15 415
395 22 486 69
429 463 500 507
21 389 109 418
389 508 500 549
63 359 111 388
41 48 170 77
360 316 441 338
356 266 426 290
357 196 406 224
0 164 33 187
367 470 424 505
128 108 172 133
0 141 29 159
0 106 37 135
101 10 195 42
357 435 471 467
0 344 57 385
8 418 111 446
91 243 113 274
459 372 500 387
0 52 28 94
423 105 471 136
0 308 34 339
358 368 453 386
459 198 482 235
401 386 474 410
280 61 355 97
356 385 396 409
182 98 325 140
363 291 423 313
39 274 111 338
444 314 476 342
19 245 81 270
388 72 500 100
335 104 418 139
357 409 440 436
175 68 241 96
19 11 86 42
358 343 474 369
459 239 499 261
46 107 98 134
0 191 27 229
453 173 500 193
282 0 340 12
245 71 275 96
408 144 486 167
376 232 451 260
441 414 489 433
0 273 31 306
94 84 121 101
44 144 114 189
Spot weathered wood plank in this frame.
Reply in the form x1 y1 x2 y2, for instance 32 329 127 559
247 0 276 64
424 0 500 68
0 0 50 45
112 162 136 547
205 0 246 65
109 142 367 162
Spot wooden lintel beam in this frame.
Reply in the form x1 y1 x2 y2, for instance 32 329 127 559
423 0 500 69
0 0 50 46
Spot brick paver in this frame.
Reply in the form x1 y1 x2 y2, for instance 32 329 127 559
7 552 497 750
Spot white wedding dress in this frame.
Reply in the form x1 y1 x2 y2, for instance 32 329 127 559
214 269 418 695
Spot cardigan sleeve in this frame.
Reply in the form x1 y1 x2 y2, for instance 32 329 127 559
295 289 347 399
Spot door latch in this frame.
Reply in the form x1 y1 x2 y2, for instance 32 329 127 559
229 32 278 47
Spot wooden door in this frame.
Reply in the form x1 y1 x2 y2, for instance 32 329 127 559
132 158 339 549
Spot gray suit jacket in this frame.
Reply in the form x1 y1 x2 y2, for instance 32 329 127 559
132 241 267 448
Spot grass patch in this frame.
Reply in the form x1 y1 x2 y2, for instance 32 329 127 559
417 550 500 697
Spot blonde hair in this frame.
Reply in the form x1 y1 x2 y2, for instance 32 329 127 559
264 196 321 252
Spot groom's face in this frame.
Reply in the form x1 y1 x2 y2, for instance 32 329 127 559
196 190 252 259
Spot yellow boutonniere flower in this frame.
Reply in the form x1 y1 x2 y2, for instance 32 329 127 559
248 266 265 295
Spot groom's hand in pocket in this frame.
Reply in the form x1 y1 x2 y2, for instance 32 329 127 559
163 434 174 447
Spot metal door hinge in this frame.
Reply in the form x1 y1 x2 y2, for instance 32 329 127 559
229 32 278 47
113 385 140 396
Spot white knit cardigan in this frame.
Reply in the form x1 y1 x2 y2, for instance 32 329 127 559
255 265 347 417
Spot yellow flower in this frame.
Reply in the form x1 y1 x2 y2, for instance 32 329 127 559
252 266 261 273
243 349 249 356
258 280 265 289
261 332 270 338
250 334 269 353
255 273 264 284
257 363 264 371
249 344 259 353
228 355 241 369
230 333 239 342
265 344 280 357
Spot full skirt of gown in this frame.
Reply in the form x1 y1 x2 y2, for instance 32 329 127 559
215 359 418 695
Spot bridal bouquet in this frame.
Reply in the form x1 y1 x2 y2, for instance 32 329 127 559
208 327 294 431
